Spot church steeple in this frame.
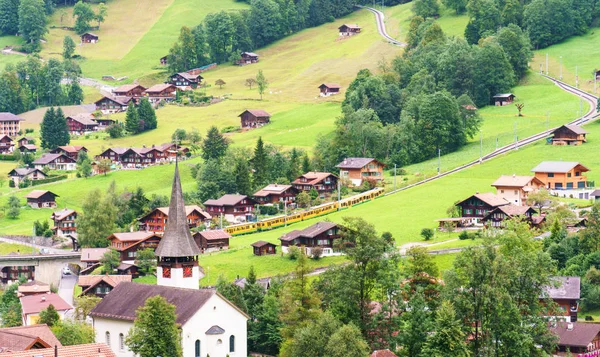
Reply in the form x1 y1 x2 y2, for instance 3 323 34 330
156 162 202 289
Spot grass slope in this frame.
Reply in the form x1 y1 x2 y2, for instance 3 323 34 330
0 242 37 255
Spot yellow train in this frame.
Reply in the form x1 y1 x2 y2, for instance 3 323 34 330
224 187 385 236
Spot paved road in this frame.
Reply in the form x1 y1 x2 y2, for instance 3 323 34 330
358 5 407 47
58 273 77 315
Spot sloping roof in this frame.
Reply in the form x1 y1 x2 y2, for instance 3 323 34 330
292 172 338 186
543 276 581 300
33 153 75 165
175 72 202 81
0 343 115 357
0 113 24 122
90 282 215 325
531 161 589 173
80 248 109 262
142 205 211 221
491 175 543 188
54 145 87 154
493 93 514 98
25 190 57 199
204 194 250 207
234 277 271 290
8 168 44 177
95 96 132 106
590 189 600 197
155 163 202 257
339 23 361 29
241 52 259 57
0 135 13 141
197 230 231 241
551 322 600 347
371 350 398 357
0 324 61 351
20 144 37 150
280 221 337 242
51 208 76 221
205 325 225 335
78 275 132 288
253 184 293 197
556 125 588 135
82 32 98 37
108 231 156 242
336 157 379 169
18 281 50 295
239 109 271 118
19 293 72 315
68 113 97 126
145 83 176 93
319 83 341 89
492 204 536 217
457 192 509 208
251 240 275 248
113 84 145 93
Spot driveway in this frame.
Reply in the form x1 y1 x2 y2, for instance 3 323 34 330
58 272 77 316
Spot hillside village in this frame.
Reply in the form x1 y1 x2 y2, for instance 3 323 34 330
1 0 600 356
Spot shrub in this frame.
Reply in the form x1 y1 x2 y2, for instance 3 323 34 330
311 247 323 260
9 180 15 188
458 231 470 240
586 316 594 321
421 228 434 241
287 246 300 260
258 205 278 216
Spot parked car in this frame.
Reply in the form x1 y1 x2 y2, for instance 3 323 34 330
62 266 70 275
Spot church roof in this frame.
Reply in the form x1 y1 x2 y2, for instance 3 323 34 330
155 163 202 257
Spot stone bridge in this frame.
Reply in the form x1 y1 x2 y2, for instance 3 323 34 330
0 253 82 287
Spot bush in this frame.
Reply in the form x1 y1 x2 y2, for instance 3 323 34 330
258 205 278 216
31 175 67 186
0 154 16 161
107 123 125 138
586 316 594 321
311 247 323 260
421 228 434 241
458 231 470 240
9 180 15 188
221 126 239 133
287 246 301 260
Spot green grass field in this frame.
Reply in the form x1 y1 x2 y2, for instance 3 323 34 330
0 242 36 255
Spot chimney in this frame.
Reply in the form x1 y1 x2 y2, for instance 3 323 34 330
567 322 574 331
513 173 516 178
55 345 58 357
41 296 46 302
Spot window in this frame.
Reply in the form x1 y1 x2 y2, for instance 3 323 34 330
119 333 125 351
576 171 581 177
229 335 235 352
105 332 110 346
514 190 518 195
567 173 572 178
195 340 201 357
548 173 554 178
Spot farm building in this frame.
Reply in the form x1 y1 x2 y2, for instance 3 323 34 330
531 161 590 189
25 190 58 209
237 52 259 65
253 184 297 205
17 136 33 147
492 93 515 106
8 168 47 186
336 157 385 187
280 222 341 257
0 112 24 137
0 135 13 154
251 241 277 256
339 24 361 36
50 145 88 161
550 125 588 146
145 83 177 102
113 84 146 97
78 275 132 298
491 175 544 206
170 72 203 89
292 172 339 196
319 83 341 97
455 192 509 225
481 204 537 228
66 114 98 135
81 32 99 43
18 144 36 153
239 109 271 129
193 230 231 253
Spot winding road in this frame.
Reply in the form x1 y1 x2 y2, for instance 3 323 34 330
359 6 407 47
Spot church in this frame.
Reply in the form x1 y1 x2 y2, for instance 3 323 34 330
90 163 249 357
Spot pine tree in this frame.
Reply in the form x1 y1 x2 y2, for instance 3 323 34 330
421 301 470 357
0 0 20 35
40 107 56 149
55 108 70 146
138 98 157 130
68 81 84 105
287 148 302 182
39 304 60 327
125 102 140 134
234 158 252 195
302 154 311 173
201 126 229 161
252 137 269 187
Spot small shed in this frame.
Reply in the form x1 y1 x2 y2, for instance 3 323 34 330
239 109 271 128
251 241 276 256
194 230 231 253
492 93 515 106
551 125 588 146
26 190 58 209
319 83 341 97
160 56 168 66
339 24 361 36
238 52 259 65
81 33 99 44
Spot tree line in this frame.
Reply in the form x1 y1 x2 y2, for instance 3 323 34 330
313 18 531 170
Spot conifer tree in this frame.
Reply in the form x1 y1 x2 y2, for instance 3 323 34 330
137 98 157 130
39 304 60 327
252 137 269 187
421 301 470 357
234 158 252 195
40 107 70 149
125 102 140 134
201 126 229 161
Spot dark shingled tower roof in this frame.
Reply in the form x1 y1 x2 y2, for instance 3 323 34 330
155 163 202 257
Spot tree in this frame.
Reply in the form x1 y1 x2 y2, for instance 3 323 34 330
78 158 92 178
413 0 440 18
420 228 434 241
138 98 157 130
325 323 370 357
249 0 283 48
39 304 60 326
252 137 269 187
73 1 95 35
442 0 467 14
464 0 501 45
296 191 311 208
6 195 20 219
280 312 341 357
73 295 101 321
215 79 226 89
125 102 140 134
245 78 257 89
62 36 76 59
77 189 117 247
40 107 70 149
188 129 201 144
526 188 553 214
0 0 20 35
401 291 432 356
421 301 470 356
97 158 112 176
248 294 283 355
172 128 187 143
96 2 107 28
68 81 84 105
496 24 533 79
135 248 156 275
406 246 439 277
201 126 229 161
107 123 124 138
126 296 183 357
256 70 268 100
52 320 95 346
234 158 252 195
100 249 120 273
18 0 47 52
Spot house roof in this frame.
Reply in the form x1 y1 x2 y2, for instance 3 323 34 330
336 157 381 169
20 144 37 150
78 275 132 288
53 145 87 154
18 280 50 294
51 208 76 221
0 135 13 141
141 205 211 221
239 109 271 118
196 230 231 241
457 192 509 208
33 153 75 165
234 277 271 290
591 189 600 197
0 113 24 122
554 125 588 135
543 276 581 300
89 282 216 325
8 168 45 177
204 194 251 207
493 93 515 98
25 190 57 199
0 324 61 352
241 52 259 57
145 83 176 93
0 343 115 357
280 221 337 242
205 325 225 335
68 113 97 126
292 172 338 186
116 262 136 271
253 184 293 197
319 83 341 89
339 23 361 29
17 136 34 142
551 322 600 347
19 293 72 315
371 350 398 357
82 32 98 37
155 163 202 258
80 248 109 262
108 231 157 242
251 240 275 248
531 161 589 173
175 72 202 81
488 204 536 217
113 84 145 93
491 175 543 188
95 96 132 106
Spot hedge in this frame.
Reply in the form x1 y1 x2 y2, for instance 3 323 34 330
30 175 67 186
0 154 16 161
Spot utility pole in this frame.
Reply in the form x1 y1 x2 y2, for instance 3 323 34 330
220 213 223 229
393 164 397 191
539 63 543 74
546 53 548 75
284 201 287 226
595 72 597 94
576 65 579 88
559 56 563 80
337 180 341 211
437 148 441 174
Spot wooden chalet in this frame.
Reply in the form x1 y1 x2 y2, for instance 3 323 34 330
145 83 177 102
492 93 515 106
456 192 509 224
66 114 98 135
94 118 115 127
18 144 37 153
33 153 76 171
0 135 14 154
113 84 146 97
97 147 128 164
170 72 203 89
319 83 341 97
107 231 162 262
120 147 161 168
481 204 537 228
97 143 187 167
491 175 544 206
237 52 259 65
160 55 167 66
78 275 132 298
543 276 580 322
292 172 339 197
51 209 77 238
239 109 271 129
138 205 211 233
280 221 340 257
95 96 133 114
531 161 590 190
551 125 588 146
50 145 88 161
251 241 276 256
17 136 34 147
26 190 58 209
0 112 24 137
204 194 257 223
0 263 34 284
81 32 99 43
193 230 231 253
80 248 109 267
8 168 46 186
253 184 297 205
551 322 600 356
336 157 385 187
338 24 361 36
116 262 138 277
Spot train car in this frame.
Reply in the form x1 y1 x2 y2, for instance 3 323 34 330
301 202 338 221
258 211 303 231
224 222 258 236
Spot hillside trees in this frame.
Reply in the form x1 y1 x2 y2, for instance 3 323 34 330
18 0 47 52
201 126 229 161
77 188 118 247
0 0 20 35
63 36 76 59
73 1 95 34
40 107 70 149
138 98 157 130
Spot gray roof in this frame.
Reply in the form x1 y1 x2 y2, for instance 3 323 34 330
562 125 588 135
336 157 379 169
204 194 251 207
0 113 24 122
280 221 337 242
493 93 514 98
530 161 589 173
241 52 259 57
205 325 225 335
155 163 202 257
33 153 75 165
8 168 44 177
543 276 581 300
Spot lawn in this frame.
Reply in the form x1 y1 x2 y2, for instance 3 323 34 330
0 242 37 255
431 252 459 275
